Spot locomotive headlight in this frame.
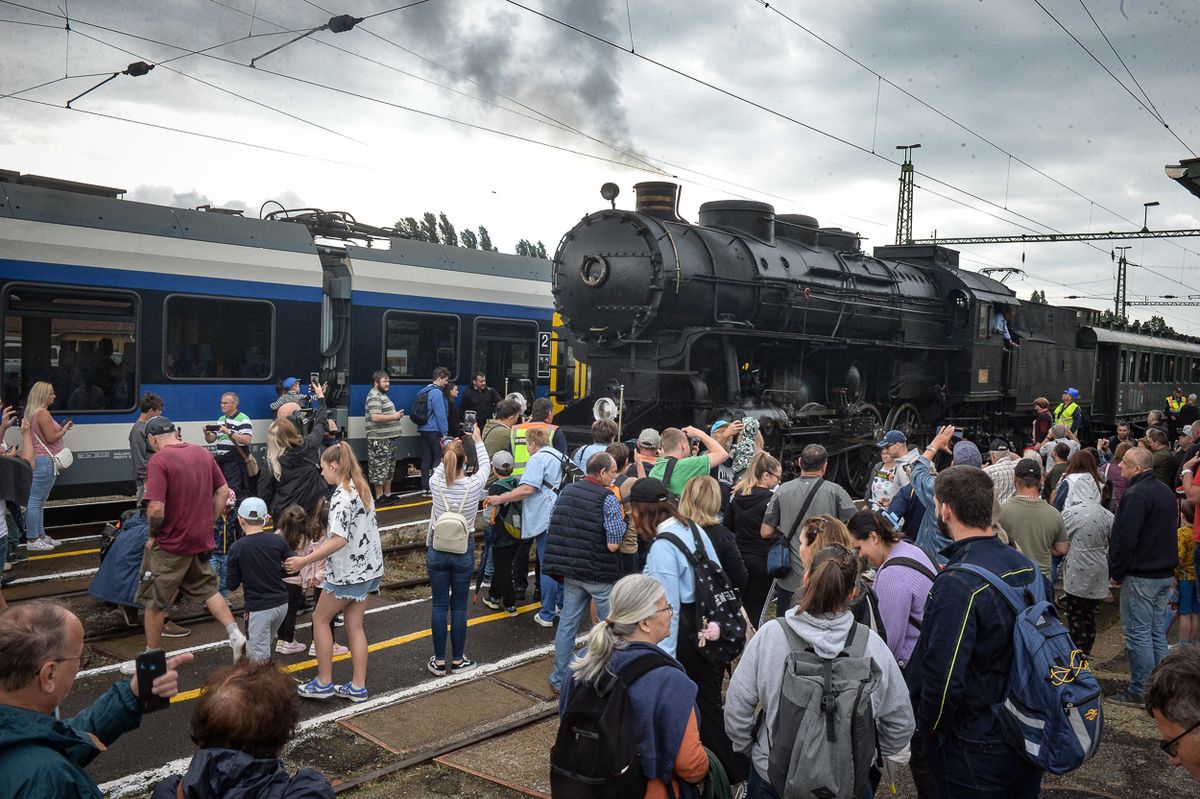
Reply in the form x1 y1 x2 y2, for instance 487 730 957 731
600 182 620 208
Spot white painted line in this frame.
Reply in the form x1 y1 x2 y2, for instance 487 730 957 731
8 566 98 585
78 596 432 678
98 641 560 798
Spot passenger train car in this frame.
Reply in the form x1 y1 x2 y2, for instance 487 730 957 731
0 170 569 498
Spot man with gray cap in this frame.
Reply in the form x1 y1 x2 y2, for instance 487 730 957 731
983 438 1020 504
628 427 661 478
136 416 246 665
1038 423 1080 470
999 458 1067 574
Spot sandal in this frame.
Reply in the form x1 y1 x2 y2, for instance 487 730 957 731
427 655 446 676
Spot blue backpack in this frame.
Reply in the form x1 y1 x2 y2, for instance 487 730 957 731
409 385 434 426
956 563 1103 775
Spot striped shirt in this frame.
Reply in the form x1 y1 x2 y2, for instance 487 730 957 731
215 412 251 457
427 441 492 546
365 387 403 439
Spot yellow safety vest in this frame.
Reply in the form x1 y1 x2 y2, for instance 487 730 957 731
1053 402 1079 429
510 422 558 476
1167 395 1185 412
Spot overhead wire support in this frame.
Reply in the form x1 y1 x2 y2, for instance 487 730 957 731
249 13 363 66
65 60 152 107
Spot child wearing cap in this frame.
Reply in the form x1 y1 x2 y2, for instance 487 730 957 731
480 451 521 614
226 497 294 663
210 489 241 597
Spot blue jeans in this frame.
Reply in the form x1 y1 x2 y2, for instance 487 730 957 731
550 578 613 689
926 739 1042 798
418 431 442 491
427 546 475 662
26 455 56 540
535 533 562 622
1120 574 1174 696
481 545 494 581
210 552 230 596
745 768 778 799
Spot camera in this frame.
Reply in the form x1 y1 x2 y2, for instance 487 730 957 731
204 424 221 433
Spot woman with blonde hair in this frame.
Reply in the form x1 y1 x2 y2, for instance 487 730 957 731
558 574 709 799
285 443 382 702
25 381 73 551
679 475 747 597
425 422 491 676
258 381 330 521
727 451 782 625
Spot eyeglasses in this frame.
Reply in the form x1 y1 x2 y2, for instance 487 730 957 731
40 647 93 674
1160 718 1200 757
652 604 675 618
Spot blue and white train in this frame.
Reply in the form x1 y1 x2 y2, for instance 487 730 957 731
0 170 578 498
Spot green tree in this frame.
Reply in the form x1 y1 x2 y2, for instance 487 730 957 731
1028 290 1047 304
478 226 495 252
534 240 548 259
437 212 458 247
515 239 532 257
460 229 478 249
398 216 425 241
420 212 438 243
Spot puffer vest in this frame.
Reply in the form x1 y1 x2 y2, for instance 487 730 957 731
542 478 620 584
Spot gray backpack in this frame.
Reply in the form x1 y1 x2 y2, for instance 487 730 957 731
766 620 879 799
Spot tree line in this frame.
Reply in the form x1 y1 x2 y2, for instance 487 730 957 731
393 211 548 259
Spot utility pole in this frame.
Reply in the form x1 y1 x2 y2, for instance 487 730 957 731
1113 246 1130 321
895 143 920 245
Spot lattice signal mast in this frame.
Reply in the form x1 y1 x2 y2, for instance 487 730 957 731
895 144 920 246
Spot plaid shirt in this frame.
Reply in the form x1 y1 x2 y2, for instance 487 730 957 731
983 456 1018 505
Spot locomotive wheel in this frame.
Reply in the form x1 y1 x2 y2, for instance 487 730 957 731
839 403 883 497
884 403 922 442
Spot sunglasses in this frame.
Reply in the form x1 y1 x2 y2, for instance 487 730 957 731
1161 718 1200 758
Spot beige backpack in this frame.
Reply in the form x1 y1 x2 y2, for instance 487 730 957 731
432 484 472 554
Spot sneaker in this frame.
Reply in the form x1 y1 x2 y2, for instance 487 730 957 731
334 682 369 702
229 629 248 663
26 538 54 553
504 606 518 616
428 655 446 676
3 561 10 572
297 677 335 699
275 640 307 655
1107 690 1143 707
481 596 502 611
308 642 350 657
334 613 345 628
480 578 492 588
533 613 555 628
119 659 137 676
161 621 191 638
451 657 477 674
43 535 62 547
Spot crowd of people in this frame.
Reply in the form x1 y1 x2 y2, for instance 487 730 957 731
2 373 1200 798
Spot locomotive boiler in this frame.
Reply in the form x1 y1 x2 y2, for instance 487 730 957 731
551 181 1032 490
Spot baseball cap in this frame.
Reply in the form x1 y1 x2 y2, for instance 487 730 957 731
952 440 982 468
637 428 661 448
710 420 730 435
877 430 906 448
145 416 177 437
237 496 269 523
1014 458 1042 479
989 438 1009 452
623 477 668 504
282 376 299 390
1064 387 1079 399
492 450 515 472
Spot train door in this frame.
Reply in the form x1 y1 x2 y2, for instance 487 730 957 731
319 252 352 431
473 318 538 399
550 311 586 414
1093 345 1118 421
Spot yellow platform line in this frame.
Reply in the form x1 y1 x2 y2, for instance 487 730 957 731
170 600 541 704
28 548 101 561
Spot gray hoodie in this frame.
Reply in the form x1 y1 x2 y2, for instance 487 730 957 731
724 608 915 780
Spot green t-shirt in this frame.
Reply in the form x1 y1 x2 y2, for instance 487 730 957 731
648 455 712 497
998 496 1067 574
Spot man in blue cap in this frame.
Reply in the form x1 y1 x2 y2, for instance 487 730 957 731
1053 388 1081 434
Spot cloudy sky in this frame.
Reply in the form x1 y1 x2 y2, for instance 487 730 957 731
2 0 1199 332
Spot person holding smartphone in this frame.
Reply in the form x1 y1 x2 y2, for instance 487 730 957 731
25 381 72 552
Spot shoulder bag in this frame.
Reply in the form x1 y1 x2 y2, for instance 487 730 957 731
31 421 73 475
766 479 820 579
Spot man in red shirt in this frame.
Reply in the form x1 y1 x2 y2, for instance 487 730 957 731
136 417 245 662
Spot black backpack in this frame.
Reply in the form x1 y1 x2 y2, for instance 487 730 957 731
658 521 747 666
409 385 433 426
550 652 677 798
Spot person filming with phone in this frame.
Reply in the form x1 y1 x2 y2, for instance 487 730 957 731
0 601 194 798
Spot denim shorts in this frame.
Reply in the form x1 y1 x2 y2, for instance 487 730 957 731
1179 579 1198 616
323 577 381 602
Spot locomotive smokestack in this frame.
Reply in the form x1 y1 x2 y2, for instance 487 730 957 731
634 182 684 222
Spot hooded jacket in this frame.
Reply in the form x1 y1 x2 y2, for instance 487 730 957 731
0 681 142 799
258 400 330 521
724 608 914 780
1061 475 1113 600
151 748 334 799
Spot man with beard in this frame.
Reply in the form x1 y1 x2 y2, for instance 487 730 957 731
365 371 404 503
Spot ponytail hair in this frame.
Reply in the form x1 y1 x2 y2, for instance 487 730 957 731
846 508 903 546
734 451 780 497
319 443 373 511
276 505 310 552
442 438 466 486
798 544 859 616
570 574 665 686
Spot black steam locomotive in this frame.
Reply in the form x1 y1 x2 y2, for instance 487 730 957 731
551 182 1200 492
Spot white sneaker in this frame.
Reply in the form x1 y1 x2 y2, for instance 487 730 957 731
275 640 307 655
43 535 62 547
119 659 137 676
309 642 349 657
229 629 247 663
26 538 54 553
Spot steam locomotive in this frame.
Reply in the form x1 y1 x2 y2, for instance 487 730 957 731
550 182 1200 493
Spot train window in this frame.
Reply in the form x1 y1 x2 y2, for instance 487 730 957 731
1152 353 1164 382
383 311 459 381
3 285 138 412
1118 349 1126 382
1140 352 1151 383
473 318 537 389
163 295 273 380
977 304 992 339
1192 358 1200 383
1166 355 1176 383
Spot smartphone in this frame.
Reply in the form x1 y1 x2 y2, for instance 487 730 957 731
951 429 964 441
135 648 170 714
204 424 221 433
463 410 477 430
309 371 320 386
